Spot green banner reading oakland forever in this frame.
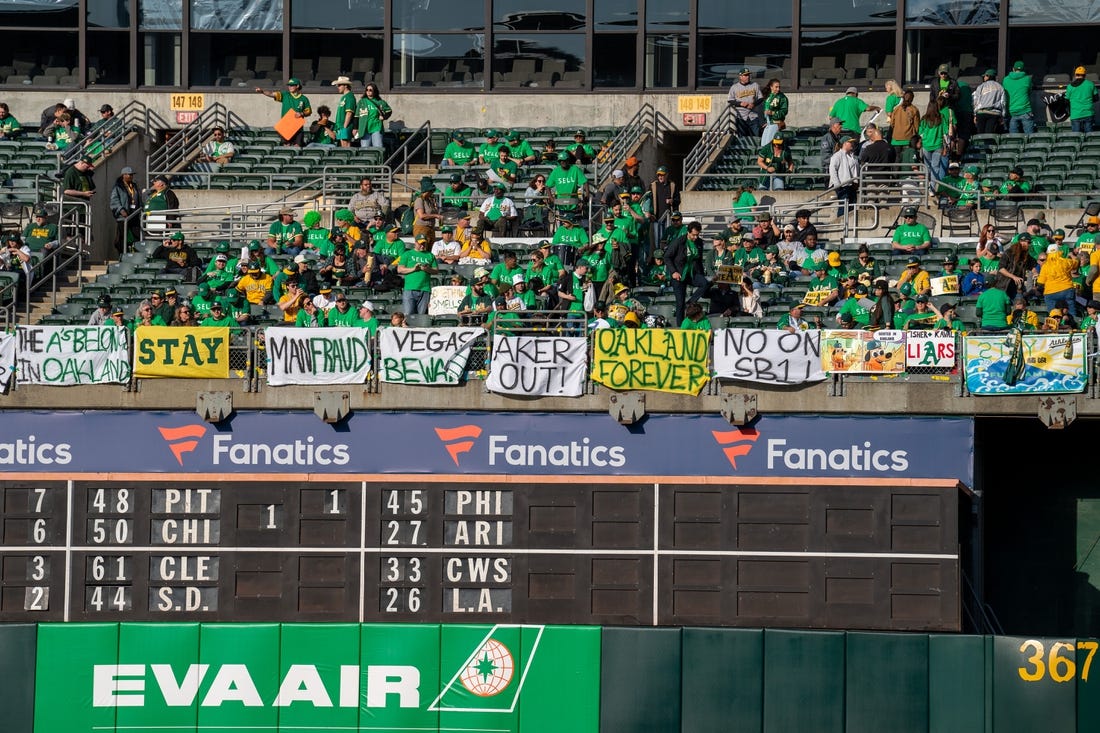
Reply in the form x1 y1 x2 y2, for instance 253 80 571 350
32 623 600 733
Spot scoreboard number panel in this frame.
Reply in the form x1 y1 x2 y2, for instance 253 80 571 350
0 479 959 630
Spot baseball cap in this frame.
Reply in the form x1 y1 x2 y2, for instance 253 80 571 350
287 77 302 86
279 207 294 216
170 231 184 241
656 165 668 174
625 156 639 167
906 256 921 266
1053 229 1066 239
630 185 644 194
360 300 375 311
293 253 308 264
1088 300 1100 310
983 68 997 78
937 63 950 74
1047 243 1060 254
739 67 751 75
1013 61 1025 70
1026 218 1041 227
902 206 918 217
97 294 112 307
99 103 113 113
1089 216 1100 225
612 169 624 178
915 294 930 303
772 136 784 144
827 252 842 266
120 166 134 175
473 267 490 280
215 253 228 262
1018 232 1032 242
964 164 979 174
415 234 428 243
828 116 843 126
947 161 960 169
845 86 858 94
1075 66 1087 76
248 241 262 251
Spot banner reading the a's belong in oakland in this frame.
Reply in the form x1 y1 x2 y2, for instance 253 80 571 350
265 327 371 386
964 332 1088 394
133 326 230 378
15 325 130 385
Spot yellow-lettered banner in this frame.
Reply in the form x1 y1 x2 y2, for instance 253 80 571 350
591 328 709 395
133 326 230 378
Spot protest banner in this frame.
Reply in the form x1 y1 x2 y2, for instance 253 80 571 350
265 327 371 386
591 328 709 395
712 328 825 384
429 285 467 316
904 330 957 369
485 334 587 396
16 326 130 385
379 327 484 384
821 329 906 374
0 331 15 387
133 326 230 378
964 332 1087 394
930 275 959 296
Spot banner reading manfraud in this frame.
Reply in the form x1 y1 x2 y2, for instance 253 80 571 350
821 329 906 374
964 332 1088 394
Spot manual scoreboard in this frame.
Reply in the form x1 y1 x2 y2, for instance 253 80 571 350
0 478 959 629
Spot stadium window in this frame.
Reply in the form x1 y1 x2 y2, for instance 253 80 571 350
1007 26 1100 83
801 0 896 27
190 33 281 87
697 32 792 89
0 0 78 27
0 30 78 88
139 0 182 31
290 36 384 89
141 32 181 87
492 33 585 90
645 34 688 88
903 28 997 85
88 0 130 28
290 0 383 30
697 0 792 29
799 29 894 88
594 33 637 88
191 0 282 31
88 31 131 86
646 0 689 32
392 33 485 90
595 0 637 31
392 2 484 32
494 0 585 31
905 0 1000 26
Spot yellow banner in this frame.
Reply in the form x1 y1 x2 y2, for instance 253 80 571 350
133 326 230 378
591 328 709 395
677 95 712 114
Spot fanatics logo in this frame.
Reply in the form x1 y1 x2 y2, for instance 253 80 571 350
434 425 483 466
711 428 760 469
157 423 209 465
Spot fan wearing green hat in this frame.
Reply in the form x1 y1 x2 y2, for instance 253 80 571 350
506 130 537 165
441 172 474 210
956 164 981 208
1002 60 1035 134
891 207 932 253
478 129 503 165
443 132 477 168
22 205 58 253
566 129 597 164
189 282 218 319
972 68 1006 134
757 133 794 190
546 149 589 216
256 77 312 147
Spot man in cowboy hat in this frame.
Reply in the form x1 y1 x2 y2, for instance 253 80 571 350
331 75 356 146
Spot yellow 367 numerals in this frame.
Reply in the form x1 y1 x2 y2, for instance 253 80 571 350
1018 640 1098 683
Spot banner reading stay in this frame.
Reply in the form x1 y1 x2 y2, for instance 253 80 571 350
379 327 484 384
712 328 825 384
265 327 371 386
591 328 709 395
486 334 587 396
133 326 230 378
16 325 130 385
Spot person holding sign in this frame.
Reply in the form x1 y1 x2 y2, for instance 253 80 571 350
256 78 311 147
902 295 938 330
931 301 965 331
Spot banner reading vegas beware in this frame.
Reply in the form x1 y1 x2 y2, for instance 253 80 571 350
133 326 231 378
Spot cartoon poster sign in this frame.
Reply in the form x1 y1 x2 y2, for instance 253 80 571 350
963 332 1087 394
821 329 906 374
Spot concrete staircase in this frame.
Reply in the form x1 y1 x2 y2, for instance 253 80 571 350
391 163 439 209
26 263 109 324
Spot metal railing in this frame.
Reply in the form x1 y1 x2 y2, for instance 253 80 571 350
857 163 933 207
383 120 433 201
683 103 738 190
60 101 170 168
146 102 249 176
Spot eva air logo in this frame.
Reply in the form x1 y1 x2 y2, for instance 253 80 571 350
157 423 208 465
712 427 760 469
429 624 542 713
434 424 483 466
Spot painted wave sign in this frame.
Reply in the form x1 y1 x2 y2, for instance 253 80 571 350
963 333 1087 394
35 622 600 733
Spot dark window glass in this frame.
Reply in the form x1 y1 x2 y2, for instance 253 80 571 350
392 33 484 89
1007 27 1099 81
1011 0 1100 23
800 29 895 87
595 0 637 30
291 0 383 29
140 0 181 31
0 0 77 27
393 3 484 31
594 33 636 87
645 34 688 87
88 0 129 28
189 33 281 86
141 32 181 86
0 30 78 87
906 0 999 26
802 0 895 26
697 32 792 88
88 31 131 85
290 35 384 88
494 0 585 30
191 0 282 31
492 34 585 89
698 1 792 30
903 28 997 84
646 0 688 32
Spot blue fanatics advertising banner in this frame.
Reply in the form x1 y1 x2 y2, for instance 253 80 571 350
0 411 973 484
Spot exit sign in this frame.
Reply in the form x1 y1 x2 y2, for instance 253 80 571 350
176 111 199 124
683 113 707 126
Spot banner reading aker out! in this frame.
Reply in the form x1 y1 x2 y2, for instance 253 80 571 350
32 622 600 733
133 326 230 378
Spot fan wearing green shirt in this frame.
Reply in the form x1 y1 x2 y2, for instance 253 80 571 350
829 87 880 136
837 283 873 328
331 76 357 147
256 77 312 147
550 215 590 267
200 301 236 327
891 206 932 253
546 152 589 214
396 234 438 315
266 208 305 257
681 303 711 331
0 103 20 139
566 130 597 164
441 173 474 209
931 301 965 331
478 130 504 165
903 295 939 329
490 146 520 185
443 132 477 167
506 130 537 165
975 283 1013 331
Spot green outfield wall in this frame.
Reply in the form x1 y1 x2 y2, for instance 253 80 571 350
1 623 1097 733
